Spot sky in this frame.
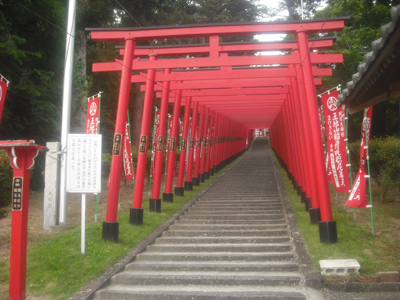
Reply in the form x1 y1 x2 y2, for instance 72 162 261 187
255 0 288 44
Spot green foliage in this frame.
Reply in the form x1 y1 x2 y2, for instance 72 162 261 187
349 136 400 201
315 1 392 88
0 150 12 217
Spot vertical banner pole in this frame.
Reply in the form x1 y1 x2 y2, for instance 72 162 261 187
364 109 375 235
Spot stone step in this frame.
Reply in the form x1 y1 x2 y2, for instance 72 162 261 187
145 243 293 253
110 271 302 287
163 229 290 237
175 219 288 225
125 261 300 272
93 285 308 300
179 213 285 220
194 201 282 206
189 204 282 209
154 236 292 244
135 252 296 262
168 224 288 231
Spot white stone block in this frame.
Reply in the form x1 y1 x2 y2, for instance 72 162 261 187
319 259 360 276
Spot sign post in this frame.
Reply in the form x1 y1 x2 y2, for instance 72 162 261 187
66 134 102 252
0 140 46 300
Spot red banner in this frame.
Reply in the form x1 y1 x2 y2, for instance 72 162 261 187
0 77 9 123
325 153 334 184
321 90 350 193
346 106 373 208
86 96 100 134
360 106 373 170
123 122 134 180
151 110 161 178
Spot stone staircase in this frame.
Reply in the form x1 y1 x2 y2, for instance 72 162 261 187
93 139 324 300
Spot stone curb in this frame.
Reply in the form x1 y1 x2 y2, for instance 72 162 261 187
270 152 322 290
69 148 250 300
323 280 400 293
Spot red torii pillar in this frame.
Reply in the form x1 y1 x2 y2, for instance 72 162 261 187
293 62 321 222
175 97 192 196
193 105 205 186
103 38 135 241
150 69 171 212
205 110 215 179
163 89 182 202
184 101 199 191
130 55 157 225
199 108 210 183
297 30 336 243
0 141 45 300
209 112 219 176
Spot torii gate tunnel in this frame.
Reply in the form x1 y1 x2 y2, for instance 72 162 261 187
88 18 347 244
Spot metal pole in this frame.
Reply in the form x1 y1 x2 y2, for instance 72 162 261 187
81 193 86 254
59 0 77 225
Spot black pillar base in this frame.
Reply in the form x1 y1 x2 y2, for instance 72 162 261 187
293 179 298 190
199 174 205 183
175 187 184 196
102 221 119 242
163 192 173 202
301 191 306 203
184 181 193 191
309 208 321 224
319 221 337 244
129 208 143 225
210 168 214 176
193 177 200 186
149 198 161 213
297 185 302 196
205 172 210 180
305 197 312 212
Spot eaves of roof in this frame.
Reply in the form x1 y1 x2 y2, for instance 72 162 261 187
337 5 400 114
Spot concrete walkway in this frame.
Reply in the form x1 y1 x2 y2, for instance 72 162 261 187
88 137 324 300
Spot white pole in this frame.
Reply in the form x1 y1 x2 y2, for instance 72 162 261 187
59 0 77 225
81 193 86 254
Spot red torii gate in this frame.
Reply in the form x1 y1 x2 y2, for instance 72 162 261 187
88 18 347 244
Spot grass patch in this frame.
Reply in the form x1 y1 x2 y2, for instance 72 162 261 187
276 160 400 278
23 165 233 300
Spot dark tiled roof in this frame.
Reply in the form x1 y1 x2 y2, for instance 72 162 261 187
337 5 400 113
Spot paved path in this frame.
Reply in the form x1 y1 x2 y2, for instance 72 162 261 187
92 137 324 299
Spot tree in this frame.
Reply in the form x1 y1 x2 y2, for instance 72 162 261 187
314 0 400 139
